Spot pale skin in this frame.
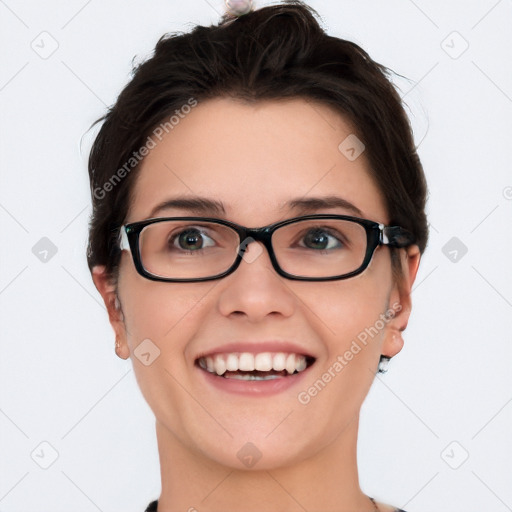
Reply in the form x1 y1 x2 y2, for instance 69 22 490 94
92 97 420 512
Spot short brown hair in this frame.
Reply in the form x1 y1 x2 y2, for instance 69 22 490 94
87 0 429 286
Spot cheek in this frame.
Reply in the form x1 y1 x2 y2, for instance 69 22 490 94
117 276 212 419
306 274 389 348
297 277 390 419
119 267 210 358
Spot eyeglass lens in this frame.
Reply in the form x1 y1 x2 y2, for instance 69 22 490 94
138 219 368 279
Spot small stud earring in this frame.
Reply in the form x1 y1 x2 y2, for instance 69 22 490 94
377 355 391 374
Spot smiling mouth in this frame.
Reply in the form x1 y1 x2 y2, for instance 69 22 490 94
196 352 316 381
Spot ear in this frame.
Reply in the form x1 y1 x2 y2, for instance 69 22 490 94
91 265 130 359
382 245 421 358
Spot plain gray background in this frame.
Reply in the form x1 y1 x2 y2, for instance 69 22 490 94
1 1 511 511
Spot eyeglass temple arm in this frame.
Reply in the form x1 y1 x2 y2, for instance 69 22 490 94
118 226 131 252
380 225 416 248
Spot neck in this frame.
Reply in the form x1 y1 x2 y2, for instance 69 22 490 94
155 413 374 512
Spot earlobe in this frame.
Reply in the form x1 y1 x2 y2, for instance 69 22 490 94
91 265 130 359
115 336 130 360
382 245 421 359
382 331 404 360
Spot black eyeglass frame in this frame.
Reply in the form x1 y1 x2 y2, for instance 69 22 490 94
117 214 416 283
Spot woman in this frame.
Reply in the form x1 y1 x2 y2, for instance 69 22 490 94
88 2 428 511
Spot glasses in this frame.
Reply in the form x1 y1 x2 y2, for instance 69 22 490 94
117 214 415 282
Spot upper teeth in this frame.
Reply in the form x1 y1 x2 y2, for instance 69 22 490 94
198 352 308 376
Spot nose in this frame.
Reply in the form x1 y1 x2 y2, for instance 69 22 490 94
216 239 295 322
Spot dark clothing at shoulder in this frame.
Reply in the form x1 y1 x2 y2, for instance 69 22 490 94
145 500 158 512
145 500 408 511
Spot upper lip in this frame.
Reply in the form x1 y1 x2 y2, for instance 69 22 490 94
194 341 317 361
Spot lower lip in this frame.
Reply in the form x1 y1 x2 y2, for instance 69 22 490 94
196 363 313 396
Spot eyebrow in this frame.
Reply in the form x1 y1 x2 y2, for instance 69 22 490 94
148 197 226 218
147 195 363 219
284 196 363 217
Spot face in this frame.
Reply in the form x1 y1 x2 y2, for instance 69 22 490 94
94 97 418 470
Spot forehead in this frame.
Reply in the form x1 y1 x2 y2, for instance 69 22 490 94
127 97 388 225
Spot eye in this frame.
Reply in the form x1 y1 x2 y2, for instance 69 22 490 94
300 227 343 250
170 227 216 251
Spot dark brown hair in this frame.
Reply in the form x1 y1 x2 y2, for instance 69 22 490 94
87 0 428 286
